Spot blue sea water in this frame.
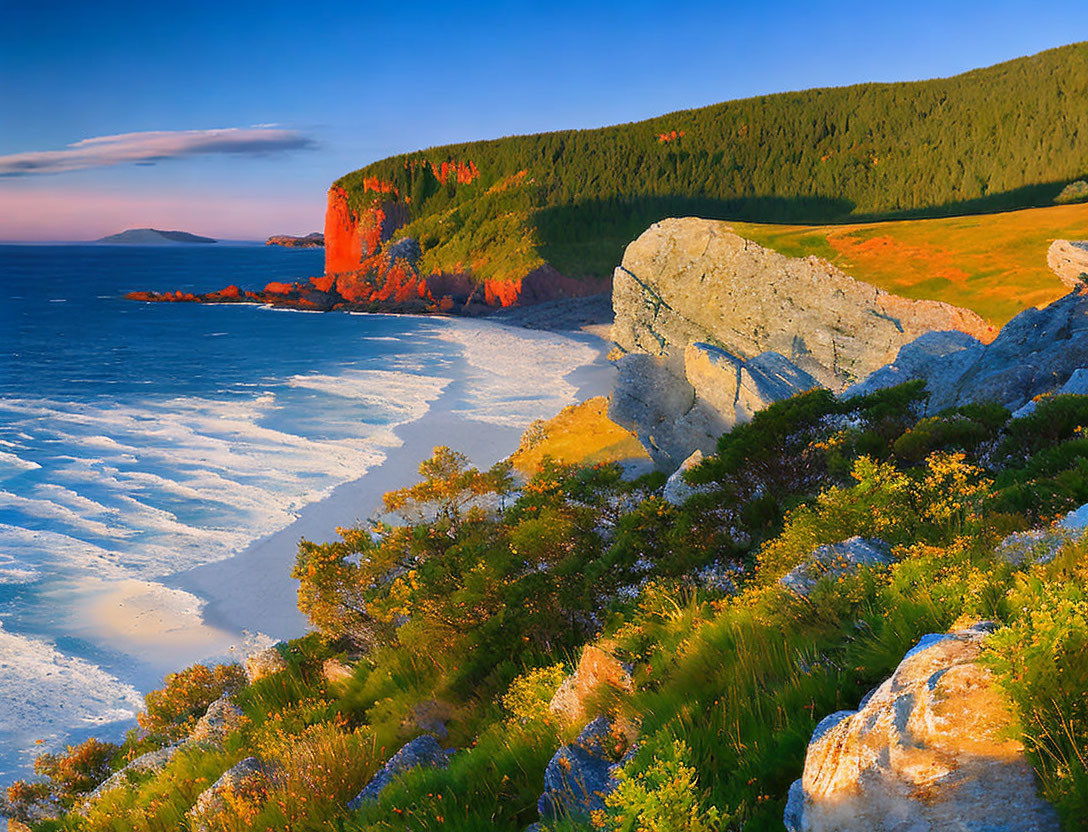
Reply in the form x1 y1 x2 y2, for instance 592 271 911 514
0 244 602 781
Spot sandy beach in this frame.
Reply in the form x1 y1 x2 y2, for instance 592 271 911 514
165 319 615 656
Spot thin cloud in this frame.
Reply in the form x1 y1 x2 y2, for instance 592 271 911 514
0 127 316 176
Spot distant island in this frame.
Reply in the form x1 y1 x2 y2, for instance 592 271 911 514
96 228 217 245
266 232 324 248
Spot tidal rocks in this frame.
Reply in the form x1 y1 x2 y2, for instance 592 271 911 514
780 537 893 599
347 735 452 809
188 757 270 832
549 645 633 726
1047 240 1088 289
785 622 1059 832
610 219 990 466
850 287 1088 414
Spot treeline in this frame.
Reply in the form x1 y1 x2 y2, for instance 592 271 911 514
336 42 1088 280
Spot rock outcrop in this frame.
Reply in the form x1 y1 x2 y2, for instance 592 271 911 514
188 757 270 832
347 735 452 809
1047 239 1088 289
82 694 245 809
609 219 992 466
537 716 634 822
549 645 633 726
784 622 1059 832
662 449 712 505
780 537 892 599
848 287 1088 414
996 500 1088 565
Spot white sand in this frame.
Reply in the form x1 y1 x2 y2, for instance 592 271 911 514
165 323 616 650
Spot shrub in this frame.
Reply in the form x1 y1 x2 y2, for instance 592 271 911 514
139 662 247 744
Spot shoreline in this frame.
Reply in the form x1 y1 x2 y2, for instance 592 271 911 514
166 319 615 648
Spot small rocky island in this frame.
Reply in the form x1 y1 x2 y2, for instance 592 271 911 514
96 228 217 245
266 232 324 248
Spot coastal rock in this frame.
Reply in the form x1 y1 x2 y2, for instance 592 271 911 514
245 646 288 683
610 219 991 466
1047 240 1088 289
549 645 633 726
851 287 1088 414
80 695 244 811
779 537 892 598
662 449 712 505
785 622 1059 832
188 757 270 832
347 735 452 809
189 695 246 745
537 717 632 821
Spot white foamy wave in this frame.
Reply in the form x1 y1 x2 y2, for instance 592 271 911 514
432 320 599 426
287 370 450 421
0 451 40 477
0 623 143 779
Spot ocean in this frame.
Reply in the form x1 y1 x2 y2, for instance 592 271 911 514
0 244 605 781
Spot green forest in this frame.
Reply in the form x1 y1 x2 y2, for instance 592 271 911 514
336 42 1088 281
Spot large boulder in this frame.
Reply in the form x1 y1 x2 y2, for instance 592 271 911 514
780 537 892 599
784 622 1059 832
610 219 991 466
549 645 633 726
850 287 1088 414
188 757 270 832
663 449 711 506
1047 239 1088 290
537 716 634 821
347 735 452 809
189 695 246 746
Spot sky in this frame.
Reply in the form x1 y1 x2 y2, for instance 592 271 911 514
2 0 1088 241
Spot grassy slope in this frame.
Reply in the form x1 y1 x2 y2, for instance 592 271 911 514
731 201 1088 326
336 43 1088 287
509 397 650 476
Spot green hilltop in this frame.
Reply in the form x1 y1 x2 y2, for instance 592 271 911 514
336 42 1088 282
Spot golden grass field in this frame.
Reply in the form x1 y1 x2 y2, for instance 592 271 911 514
730 201 1088 327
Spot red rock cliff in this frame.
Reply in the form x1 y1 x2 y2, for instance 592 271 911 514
324 186 408 276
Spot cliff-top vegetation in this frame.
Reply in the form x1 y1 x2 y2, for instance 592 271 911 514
335 43 1088 286
10 383 1088 830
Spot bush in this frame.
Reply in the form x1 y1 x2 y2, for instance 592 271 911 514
139 662 247 744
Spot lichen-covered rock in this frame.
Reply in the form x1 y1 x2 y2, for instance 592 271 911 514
780 537 892 598
537 717 633 821
244 645 288 683
784 622 1059 832
851 287 1088 414
549 645 633 726
1047 239 1088 289
610 219 990 465
347 735 452 809
81 744 180 805
188 757 270 832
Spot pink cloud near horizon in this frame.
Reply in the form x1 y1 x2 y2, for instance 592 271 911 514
0 187 325 241
0 128 315 177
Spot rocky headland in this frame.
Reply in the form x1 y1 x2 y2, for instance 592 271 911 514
97 228 216 245
608 218 995 467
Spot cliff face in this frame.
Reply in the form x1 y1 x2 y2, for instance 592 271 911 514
610 218 994 467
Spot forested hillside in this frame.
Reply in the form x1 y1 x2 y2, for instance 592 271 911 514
336 43 1088 281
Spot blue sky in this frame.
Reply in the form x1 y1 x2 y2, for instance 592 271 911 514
2 0 1087 240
